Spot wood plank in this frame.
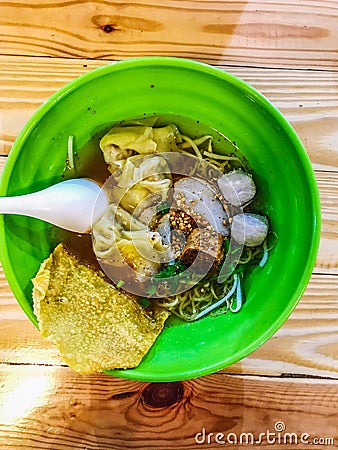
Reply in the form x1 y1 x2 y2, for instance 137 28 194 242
0 58 337 379
0 158 5 174
1 266 337 377
0 0 337 69
0 366 337 449
316 171 338 274
1 56 337 170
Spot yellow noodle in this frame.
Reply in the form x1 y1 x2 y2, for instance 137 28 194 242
154 130 261 321
203 151 242 163
180 135 203 158
179 135 213 150
238 248 253 264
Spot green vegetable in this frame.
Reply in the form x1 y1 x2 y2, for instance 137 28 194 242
146 285 157 296
156 200 170 215
137 297 152 308
155 260 186 279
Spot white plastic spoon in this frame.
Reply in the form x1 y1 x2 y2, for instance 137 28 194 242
0 178 108 233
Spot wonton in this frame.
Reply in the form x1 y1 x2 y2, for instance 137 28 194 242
100 124 179 172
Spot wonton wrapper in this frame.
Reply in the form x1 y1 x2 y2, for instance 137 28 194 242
100 124 179 172
92 204 170 277
32 244 169 374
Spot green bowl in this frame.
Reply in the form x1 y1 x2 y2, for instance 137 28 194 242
0 58 320 381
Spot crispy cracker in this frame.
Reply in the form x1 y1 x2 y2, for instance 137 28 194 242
32 244 169 374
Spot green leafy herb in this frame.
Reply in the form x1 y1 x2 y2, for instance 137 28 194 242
156 200 170 215
138 297 152 308
146 285 157 296
155 260 186 279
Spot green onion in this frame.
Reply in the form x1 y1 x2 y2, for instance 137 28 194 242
146 285 157 296
116 279 124 289
138 298 151 308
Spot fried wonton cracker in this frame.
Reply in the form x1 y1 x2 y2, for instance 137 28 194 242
32 244 169 374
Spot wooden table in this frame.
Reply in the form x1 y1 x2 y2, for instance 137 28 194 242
0 1 337 449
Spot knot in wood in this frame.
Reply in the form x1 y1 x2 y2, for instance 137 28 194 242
102 24 115 33
141 382 184 408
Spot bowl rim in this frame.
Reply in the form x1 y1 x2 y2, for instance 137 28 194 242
0 57 321 381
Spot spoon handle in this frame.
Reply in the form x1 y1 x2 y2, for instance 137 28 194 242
0 179 107 233
0 193 45 216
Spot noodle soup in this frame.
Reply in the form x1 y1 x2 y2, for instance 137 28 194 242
61 115 271 322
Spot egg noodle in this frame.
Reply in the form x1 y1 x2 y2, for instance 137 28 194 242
93 118 272 322
154 135 266 322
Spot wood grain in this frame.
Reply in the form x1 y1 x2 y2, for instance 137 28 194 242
0 57 338 377
1 56 337 170
316 171 338 274
1 264 337 377
1 2 337 447
0 158 5 174
0 0 337 69
0 367 337 449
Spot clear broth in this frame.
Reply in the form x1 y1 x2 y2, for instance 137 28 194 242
57 114 248 269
